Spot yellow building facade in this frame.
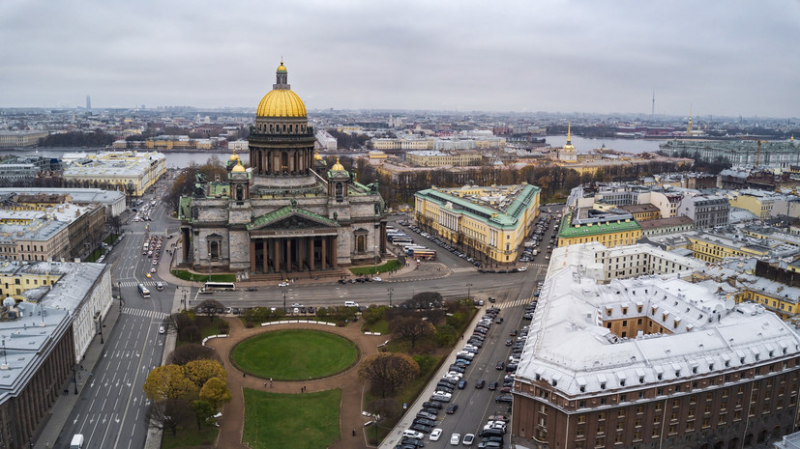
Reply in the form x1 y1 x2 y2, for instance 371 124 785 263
414 184 540 263
0 269 61 300
687 234 769 263
556 212 642 248
62 151 166 197
728 192 776 219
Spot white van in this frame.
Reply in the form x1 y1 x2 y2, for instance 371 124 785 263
344 301 359 307
70 434 85 449
156 282 164 291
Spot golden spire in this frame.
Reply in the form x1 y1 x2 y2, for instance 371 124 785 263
567 122 572 144
229 147 240 161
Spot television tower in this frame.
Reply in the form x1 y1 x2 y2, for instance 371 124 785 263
86 95 91 110
651 89 655 119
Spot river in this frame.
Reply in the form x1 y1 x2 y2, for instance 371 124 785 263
1 136 666 169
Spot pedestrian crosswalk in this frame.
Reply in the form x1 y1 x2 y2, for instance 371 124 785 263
497 297 537 310
118 281 165 288
122 307 169 319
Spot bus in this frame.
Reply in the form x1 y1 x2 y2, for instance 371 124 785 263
403 244 427 252
390 236 413 244
411 249 437 260
203 282 236 292
138 284 151 298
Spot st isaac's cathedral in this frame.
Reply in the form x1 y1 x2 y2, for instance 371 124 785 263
178 62 387 275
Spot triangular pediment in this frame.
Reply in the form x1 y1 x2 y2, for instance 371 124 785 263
247 205 338 231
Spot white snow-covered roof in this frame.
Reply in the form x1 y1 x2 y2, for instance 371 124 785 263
516 247 800 397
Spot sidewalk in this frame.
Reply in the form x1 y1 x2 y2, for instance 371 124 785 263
33 301 122 449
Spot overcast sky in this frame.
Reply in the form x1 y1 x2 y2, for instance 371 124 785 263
2 0 798 118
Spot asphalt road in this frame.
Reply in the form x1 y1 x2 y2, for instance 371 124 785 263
57 176 184 449
380 209 563 449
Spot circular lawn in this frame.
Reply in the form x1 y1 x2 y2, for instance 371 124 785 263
232 329 358 380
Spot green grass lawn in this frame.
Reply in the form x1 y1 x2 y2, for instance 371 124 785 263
243 388 341 449
361 318 389 335
349 259 401 275
161 425 218 449
232 330 358 380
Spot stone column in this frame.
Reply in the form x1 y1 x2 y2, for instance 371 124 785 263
321 237 327 270
308 237 314 271
274 238 281 272
331 236 338 269
250 240 256 272
286 239 292 272
262 240 269 273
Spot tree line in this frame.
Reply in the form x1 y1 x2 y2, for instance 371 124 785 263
38 129 116 147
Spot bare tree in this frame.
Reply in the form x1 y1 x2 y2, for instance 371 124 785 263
196 299 225 320
169 343 220 365
390 316 435 349
145 398 194 436
164 312 195 337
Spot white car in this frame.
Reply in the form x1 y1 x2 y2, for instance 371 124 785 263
433 391 452 399
463 433 475 445
372 277 382 282
450 433 461 445
158 326 165 334
278 282 290 287
429 428 443 441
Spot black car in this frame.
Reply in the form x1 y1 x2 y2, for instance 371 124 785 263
421 407 439 416
413 418 437 427
446 403 459 414
495 394 513 403
400 437 426 448
475 379 486 389
410 423 432 434
509 329 518 336
417 411 437 420
449 365 466 373
422 401 442 409
457 379 467 389
488 382 499 391
338 279 347 284
496 361 505 370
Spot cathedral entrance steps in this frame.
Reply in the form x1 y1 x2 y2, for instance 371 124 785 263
246 269 346 283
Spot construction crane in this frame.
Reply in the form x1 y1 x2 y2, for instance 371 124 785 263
739 136 769 168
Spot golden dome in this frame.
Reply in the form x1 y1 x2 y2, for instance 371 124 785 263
256 61 307 118
331 157 345 171
314 151 323 161
257 89 306 117
229 152 240 161
232 161 246 172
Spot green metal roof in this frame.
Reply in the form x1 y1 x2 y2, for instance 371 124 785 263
557 212 642 239
415 185 539 230
247 205 338 230
178 196 192 220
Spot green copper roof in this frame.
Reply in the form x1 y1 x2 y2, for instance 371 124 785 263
178 196 192 220
557 212 642 239
415 185 539 230
247 205 338 230
209 182 230 197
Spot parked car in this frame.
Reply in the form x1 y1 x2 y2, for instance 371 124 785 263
463 433 475 445
429 428 443 441
488 382 499 391
457 380 467 389
495 395 513 403
446 403 459 414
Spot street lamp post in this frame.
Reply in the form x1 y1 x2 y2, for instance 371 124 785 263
467 283 473 302
208 252 212 282
72 364 78 394
387 287 394 308
282 288 287 310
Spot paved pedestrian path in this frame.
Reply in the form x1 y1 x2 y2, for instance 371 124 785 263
206 319 386 449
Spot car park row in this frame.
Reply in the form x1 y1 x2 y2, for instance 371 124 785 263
397 307 512 449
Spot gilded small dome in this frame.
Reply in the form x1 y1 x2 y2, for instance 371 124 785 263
232 161 246 172
331 157 345 171
277 62 287 73
314 151 323 161
229 153 240 161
